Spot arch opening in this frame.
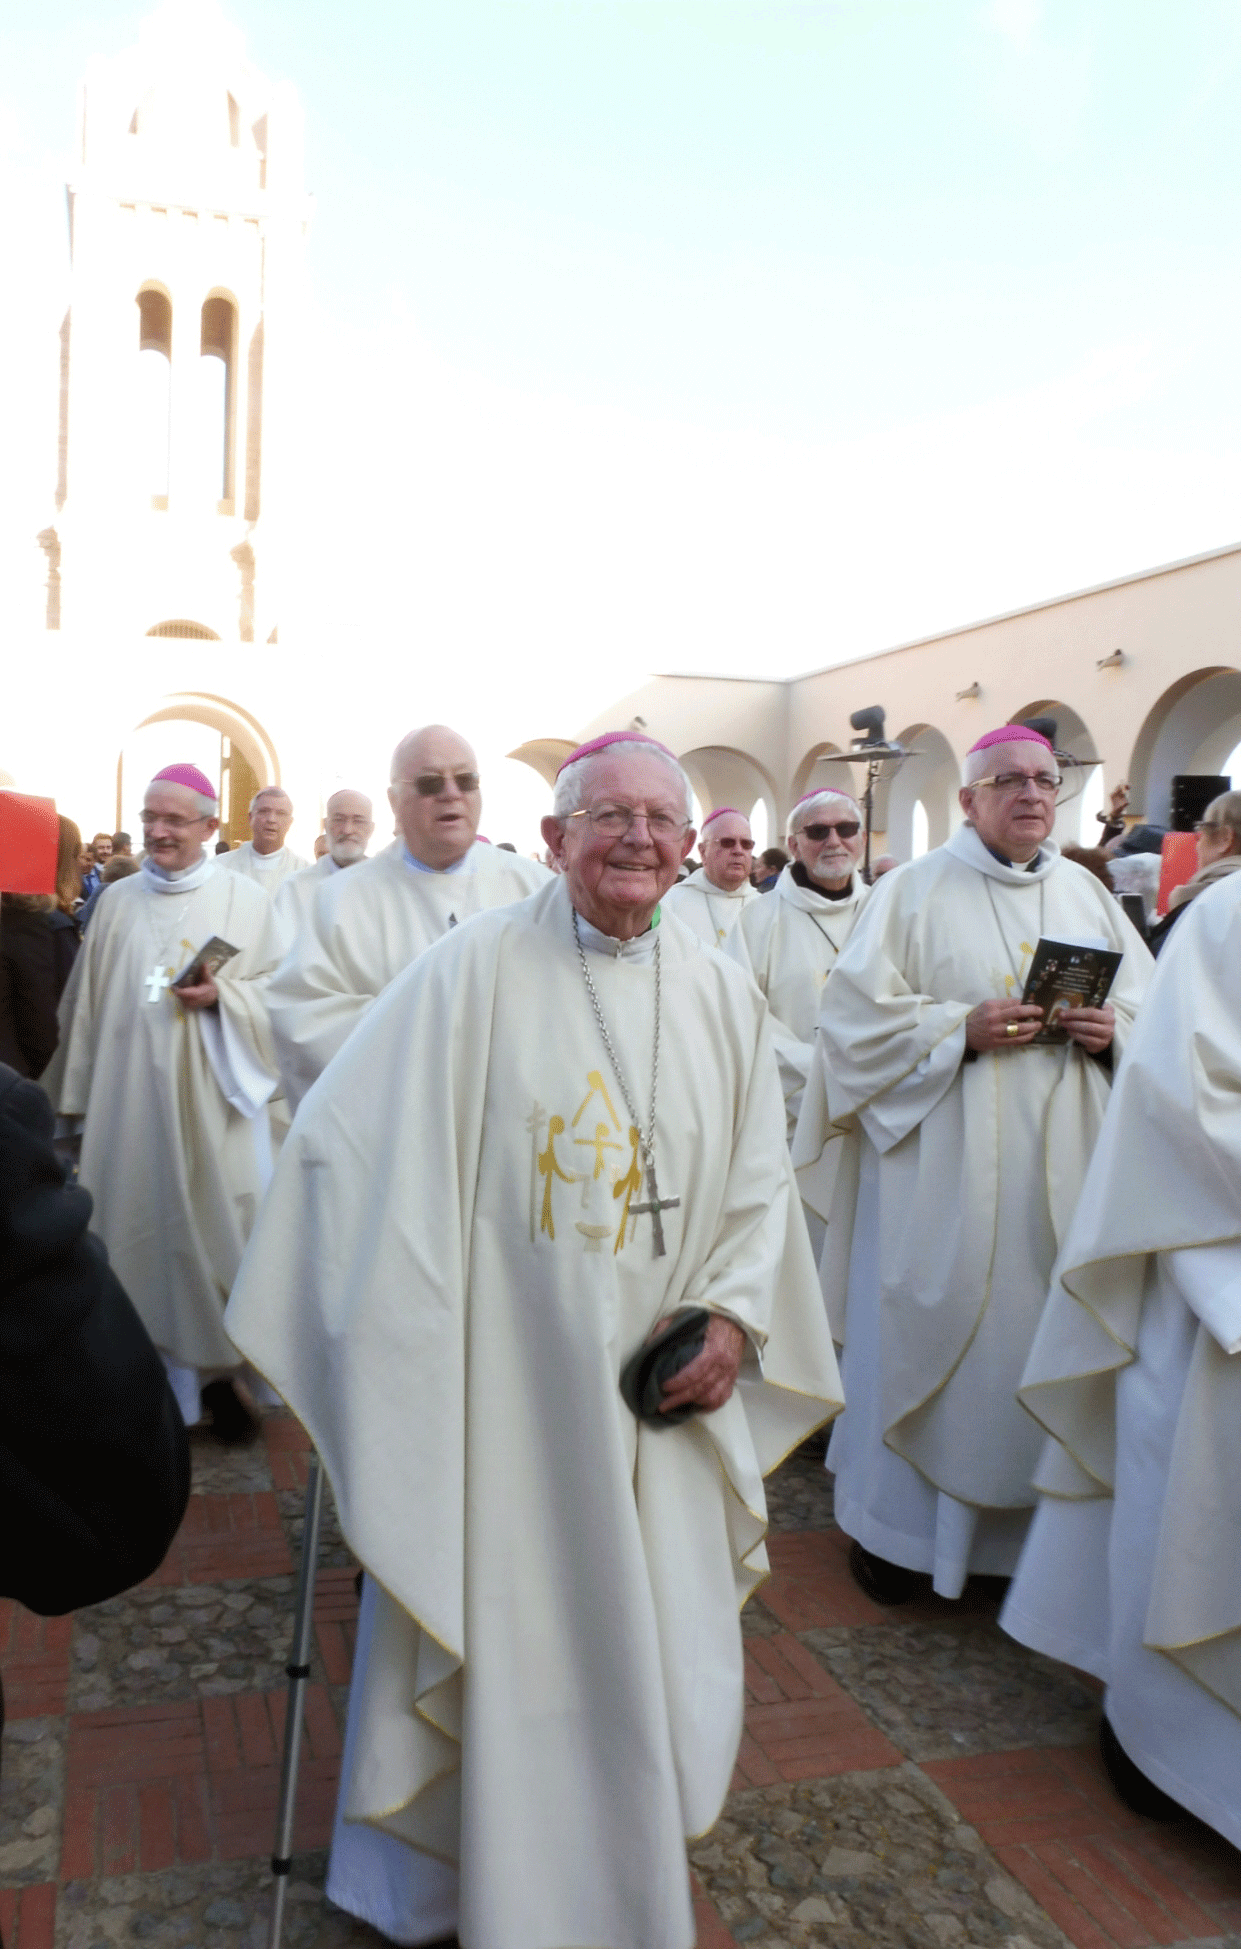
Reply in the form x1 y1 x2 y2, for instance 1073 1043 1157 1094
876 725 960 859
119 692 280 846
200 294 237 508
1128 667 1241 826
136 285 171 506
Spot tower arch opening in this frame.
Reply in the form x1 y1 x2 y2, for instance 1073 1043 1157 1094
118 692 280 845
136 284 172 506
200 292 238 509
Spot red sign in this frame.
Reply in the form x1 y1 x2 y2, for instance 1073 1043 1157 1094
1156 832 1198 916
0 791 59 895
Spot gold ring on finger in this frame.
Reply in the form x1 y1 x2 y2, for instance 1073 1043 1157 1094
1005 1022 1021 1038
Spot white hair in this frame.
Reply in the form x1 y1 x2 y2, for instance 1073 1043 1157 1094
552 743 693 822
788 788 860 835
249 786 292 815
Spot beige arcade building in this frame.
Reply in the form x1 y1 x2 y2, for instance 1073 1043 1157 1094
5 3 1240 860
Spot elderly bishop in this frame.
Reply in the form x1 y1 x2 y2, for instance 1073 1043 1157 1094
267 726 547 1111
225 731 842 1949
44 765 281 1442
663 807 759 945
270 788 375 958
794 726 1151 1604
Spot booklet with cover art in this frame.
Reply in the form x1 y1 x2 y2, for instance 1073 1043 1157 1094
1021 936 1122 1044
171 936 240 991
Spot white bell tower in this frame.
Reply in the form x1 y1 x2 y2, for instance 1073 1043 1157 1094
47 0 312 650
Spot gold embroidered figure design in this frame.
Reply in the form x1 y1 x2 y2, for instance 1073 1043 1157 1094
537 1115 576 1240
612 1126 643 1255
575 1121 623 1179
572 1070 621 1133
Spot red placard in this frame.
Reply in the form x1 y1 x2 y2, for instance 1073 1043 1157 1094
0 791 59 895
1157 831 1198 916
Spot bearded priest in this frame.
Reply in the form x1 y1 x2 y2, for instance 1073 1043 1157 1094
224 731 842 1949
1002 871 1241 1849
726 789 868 1140
271 788 375 957
43 765 282 1442
663 806 759 945
795 726 1151 1605
267 725 548 1112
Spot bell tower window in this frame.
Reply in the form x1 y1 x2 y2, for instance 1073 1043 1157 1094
136 285 171 508
201 294 237 511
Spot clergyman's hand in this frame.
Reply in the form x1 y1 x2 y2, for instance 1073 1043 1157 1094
654 1315 748 1416
1056 1004 1115 1054
175 970 219 1012
965 1000 1043 1052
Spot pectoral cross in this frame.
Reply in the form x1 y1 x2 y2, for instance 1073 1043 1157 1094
631 1161 680 1258
145 964 173 1004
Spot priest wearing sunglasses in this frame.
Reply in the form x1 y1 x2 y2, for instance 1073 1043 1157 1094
266 725 548 1111
793 725 1152 1607
663 806 759 946
726 788 869 1144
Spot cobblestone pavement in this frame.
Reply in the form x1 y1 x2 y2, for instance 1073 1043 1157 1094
2 1422 1239 1949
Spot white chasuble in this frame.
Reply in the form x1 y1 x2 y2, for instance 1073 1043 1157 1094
215 840 312 893
1003 873 1241 1849
266 839 549 1112
726 865 867 1138
224 879 842 1949
664 867 758 948
271 852 340 958
794 828 1151 1593
43 862 281 1371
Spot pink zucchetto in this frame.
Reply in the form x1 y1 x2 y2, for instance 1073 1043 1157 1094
150 763 218 801
556 730 679 775
966 725 1053 757
794 787 856 808
702 806 744 828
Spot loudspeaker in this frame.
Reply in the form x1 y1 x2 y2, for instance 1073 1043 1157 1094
1170 775 1230 832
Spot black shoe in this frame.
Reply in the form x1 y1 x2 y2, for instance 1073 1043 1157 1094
201 1378 261 1446
1099 1715 1181 1822
848 1540 918 1606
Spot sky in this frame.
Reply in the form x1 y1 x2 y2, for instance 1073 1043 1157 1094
4 0 1241 845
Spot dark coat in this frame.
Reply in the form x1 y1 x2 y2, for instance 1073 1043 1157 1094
0 901 80 1078
0 1066 191 1623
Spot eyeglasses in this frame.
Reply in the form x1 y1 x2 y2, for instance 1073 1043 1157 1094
800 821 861 841
970 772 1062 798
567 804 691 840
397 771 481 798
710 836 755 851
140 811 209 832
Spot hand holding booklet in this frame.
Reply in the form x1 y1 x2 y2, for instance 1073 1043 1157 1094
171 936 239 992
1021 936 1122 1044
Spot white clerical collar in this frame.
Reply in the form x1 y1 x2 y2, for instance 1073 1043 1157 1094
250 845 288 871
947 823 1060 884
142 851 216 894
691 867 750 901
403 843 476 877
575 909 660 965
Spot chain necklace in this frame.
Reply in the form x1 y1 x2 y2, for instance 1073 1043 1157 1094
571 907 680 1256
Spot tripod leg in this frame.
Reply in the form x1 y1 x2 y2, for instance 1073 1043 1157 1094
267 1451 325 1949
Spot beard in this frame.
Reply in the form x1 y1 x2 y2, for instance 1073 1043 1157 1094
330 839 368 866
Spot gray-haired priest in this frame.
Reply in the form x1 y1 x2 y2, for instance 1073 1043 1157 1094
793 725 1151 1606
225 729 842 1949
266 724 548 1111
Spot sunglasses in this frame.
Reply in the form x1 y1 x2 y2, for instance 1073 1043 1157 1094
712 836 755 851
407 771 481 798
801 821 860 841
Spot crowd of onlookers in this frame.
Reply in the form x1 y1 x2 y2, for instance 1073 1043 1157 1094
0 824 136 1078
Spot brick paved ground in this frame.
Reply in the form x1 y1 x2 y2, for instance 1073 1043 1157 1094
2 1420 1239 1949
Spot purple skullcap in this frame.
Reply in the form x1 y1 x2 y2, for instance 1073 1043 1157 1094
794 786 858 808
702 806 746 829
966 725 1053 756
556 730 680 776
151 763 218 801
